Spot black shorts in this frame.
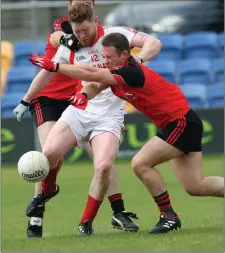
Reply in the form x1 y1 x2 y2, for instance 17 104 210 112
157 109 203 154
29 96 70 127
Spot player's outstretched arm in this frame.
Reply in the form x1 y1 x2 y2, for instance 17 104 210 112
29 55 117 84
23 69 56 103
81 82 109 99
58 63 117 85
131 32 162 62
70 82 109 106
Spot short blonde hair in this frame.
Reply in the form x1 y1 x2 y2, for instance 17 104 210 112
69 2 94 23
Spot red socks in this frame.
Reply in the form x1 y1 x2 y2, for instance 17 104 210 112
80 195 102 223
41 163 61 197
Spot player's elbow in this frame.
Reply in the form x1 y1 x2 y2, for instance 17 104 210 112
150 36 162 52
50 31 63 48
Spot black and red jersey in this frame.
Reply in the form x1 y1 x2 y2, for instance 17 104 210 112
37 16 78 100
110 56 190 128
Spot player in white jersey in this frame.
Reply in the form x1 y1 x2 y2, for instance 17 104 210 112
52 25 130 119
14 2 162 235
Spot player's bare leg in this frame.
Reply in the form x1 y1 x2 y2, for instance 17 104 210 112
27 121 57 237
78 132 132 235
78 132 119 235
171 152 224 197
83 142 139 232
33 122 58 195
26 121 78 232
132 136 184 234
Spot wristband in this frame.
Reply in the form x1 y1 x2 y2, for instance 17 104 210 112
134 56 143 63
54 62 60 72
20 100 30 107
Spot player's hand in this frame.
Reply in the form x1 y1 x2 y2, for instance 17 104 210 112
69 92 88 106
29 55 59 72
59 34 82 52
13 100 30 121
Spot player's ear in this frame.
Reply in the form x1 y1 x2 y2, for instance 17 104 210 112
94 16 99 25
68 0 71 9
122 50 129 60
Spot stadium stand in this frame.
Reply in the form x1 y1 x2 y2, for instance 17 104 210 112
1 41 13 71
177 59 212 85
38 40 46 55
13 40 46 66
125 102 136 113
218 31 224 55
212 57 224 83
1 31 224 116
155 33 183 60
180 84 208 109
207 83 224 108
6 66 37 93
2 92 27 117
183 31 218 59
147 60 177 83
1 69 7 95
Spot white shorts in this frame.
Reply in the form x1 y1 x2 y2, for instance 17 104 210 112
59 105 124 148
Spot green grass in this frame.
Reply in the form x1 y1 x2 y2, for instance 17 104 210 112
2 156 224 252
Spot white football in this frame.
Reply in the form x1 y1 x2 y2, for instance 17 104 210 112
17 151 49 183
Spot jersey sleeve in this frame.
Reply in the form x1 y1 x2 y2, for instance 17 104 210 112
110 64 145 88
106 26 138 45
45 35 57 59
52 45 70 64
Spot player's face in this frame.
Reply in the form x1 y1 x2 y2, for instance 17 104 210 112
71 19 98 47
102 46 129 68
68 0 95 10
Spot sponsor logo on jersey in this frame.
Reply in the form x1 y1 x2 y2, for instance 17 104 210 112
76 55 86 61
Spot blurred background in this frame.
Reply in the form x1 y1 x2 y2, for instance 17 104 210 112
1 0 224 163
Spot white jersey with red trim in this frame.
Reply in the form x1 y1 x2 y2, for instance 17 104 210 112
53 25 138 116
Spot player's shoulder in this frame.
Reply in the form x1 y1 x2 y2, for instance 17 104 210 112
57 44 71 57
111 58 145 88
104 26 138 35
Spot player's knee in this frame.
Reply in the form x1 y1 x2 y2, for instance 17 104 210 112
95 160 112 179
184 185 200 196
42 145 61 166
131 156 147 177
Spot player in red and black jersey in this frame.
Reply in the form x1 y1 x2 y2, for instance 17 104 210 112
30 32 224 234
21 1 139 238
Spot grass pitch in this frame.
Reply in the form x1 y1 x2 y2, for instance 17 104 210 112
2 156 224 252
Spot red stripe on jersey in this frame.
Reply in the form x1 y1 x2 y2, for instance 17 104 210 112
121 26 139 35
69 51 75 64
